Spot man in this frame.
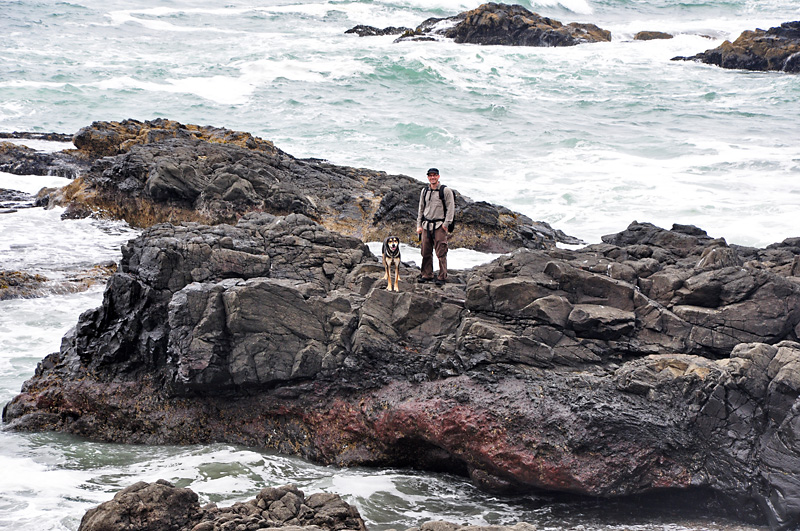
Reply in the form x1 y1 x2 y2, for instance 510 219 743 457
416 167 455 286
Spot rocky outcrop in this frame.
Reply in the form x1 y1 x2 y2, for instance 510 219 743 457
672 21 800 72
43 118 577 252
78 481 366 531
6 217 800 527
0 140 89 179
395 3 610 46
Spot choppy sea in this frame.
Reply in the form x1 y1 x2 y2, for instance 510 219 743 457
1 0 798 529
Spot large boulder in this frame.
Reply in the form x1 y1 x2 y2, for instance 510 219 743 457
6 219 800 527
396 3 610 46
673 21 800 72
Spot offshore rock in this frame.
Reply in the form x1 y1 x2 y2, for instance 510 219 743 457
672 21 800 72
6 219 800 528
345 25 411 37
78 481 366 531
0 264 117 301
0 140 89 179
48 118 577 252
634 31 673 41
396 3 611 46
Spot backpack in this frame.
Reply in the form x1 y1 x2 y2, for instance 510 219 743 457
422 185 455 233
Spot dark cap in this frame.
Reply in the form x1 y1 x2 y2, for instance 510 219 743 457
427 168 439 175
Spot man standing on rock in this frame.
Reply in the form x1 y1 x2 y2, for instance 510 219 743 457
416 167 455 286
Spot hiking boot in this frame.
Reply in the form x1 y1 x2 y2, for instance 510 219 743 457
417 275 433 283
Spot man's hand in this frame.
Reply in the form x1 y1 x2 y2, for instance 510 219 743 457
416 227 423 234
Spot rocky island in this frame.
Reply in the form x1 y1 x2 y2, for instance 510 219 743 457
673 21 800 72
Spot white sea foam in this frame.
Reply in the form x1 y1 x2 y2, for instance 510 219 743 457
93 75 254 105
0 206 137 276
105 8 238 33
0 172 72 194
0 139 75 153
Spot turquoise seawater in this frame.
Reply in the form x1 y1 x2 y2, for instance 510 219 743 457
1 0 799 529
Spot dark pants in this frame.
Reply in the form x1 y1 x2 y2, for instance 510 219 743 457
421 225 448 280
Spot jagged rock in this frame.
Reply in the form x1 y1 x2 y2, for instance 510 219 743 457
396 3 610 46
44 118 576 252
77 481 366 531
6 219 800 527
672 21 800 72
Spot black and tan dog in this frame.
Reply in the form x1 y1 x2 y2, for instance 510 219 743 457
381 236 401 292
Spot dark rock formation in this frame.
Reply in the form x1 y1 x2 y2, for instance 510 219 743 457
0 140 89 179
345 25 411 37
395 3 610 46
45 118 578 252
78 481 366 531
0 263 117 301
6 217 800 527
1 188 35 213
634 31 673 41
672 21 800 72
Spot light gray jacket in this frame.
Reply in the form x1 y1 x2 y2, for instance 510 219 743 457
417 185 455 231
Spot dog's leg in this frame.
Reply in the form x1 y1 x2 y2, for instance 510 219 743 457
384 259 392 290
393 261 400 292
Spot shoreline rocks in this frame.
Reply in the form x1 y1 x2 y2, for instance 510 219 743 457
78 481 367 531
673 21 800 72
5 216 800 527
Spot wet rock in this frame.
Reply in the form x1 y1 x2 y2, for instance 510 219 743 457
0 264 117 301
634 31 673 40
673 21 800 72
396 3 610 46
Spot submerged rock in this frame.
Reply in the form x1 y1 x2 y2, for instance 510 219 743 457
345 25 411 37
6 218 800 527
44 118 577 253
395 3 611 46
634 31 673 41
672 21 800 72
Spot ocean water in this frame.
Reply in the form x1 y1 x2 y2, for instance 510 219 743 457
1 0 798 529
